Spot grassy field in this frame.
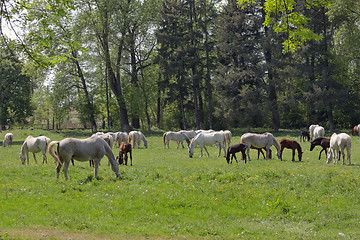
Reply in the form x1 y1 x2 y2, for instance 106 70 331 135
0 128 360 239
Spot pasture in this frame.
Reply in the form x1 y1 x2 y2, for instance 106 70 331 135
0 128 360 240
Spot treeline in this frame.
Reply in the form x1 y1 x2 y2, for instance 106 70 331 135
1 0 360 132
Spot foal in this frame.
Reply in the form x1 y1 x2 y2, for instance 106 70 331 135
225 143 247 164
117 142 133 166
300 131 310 142
279 139 303 161
310 137 330 160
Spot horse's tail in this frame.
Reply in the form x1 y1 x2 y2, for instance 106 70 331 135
48 141 61 165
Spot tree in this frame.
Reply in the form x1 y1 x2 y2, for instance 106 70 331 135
0 42 33 129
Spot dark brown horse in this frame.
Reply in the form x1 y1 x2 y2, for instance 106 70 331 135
225 143 247 164
250 146 272 159
117 142 133 166
351 125 359 136
310 137 330 160
300 131 310 142
279 139 303 161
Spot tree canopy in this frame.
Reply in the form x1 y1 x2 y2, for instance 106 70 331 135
1 0 360 131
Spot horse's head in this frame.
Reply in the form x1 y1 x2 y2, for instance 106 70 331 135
326 150 333 164
276 151 281 160
143 139 148 149
19 153 26 165
298 151 303 161
225 154 230 163
188 144 194 158
309 142 315 151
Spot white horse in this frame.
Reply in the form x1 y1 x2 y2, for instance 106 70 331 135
240 132 281 161
92 132 115 149
327 133 351 165
195 129 214 135
163 131 190 149
179 130 197 139
188 132 226 158
309 124 319 140
313 126 325 139
19 136 51 164
115 132 128 147
3 133 13 147
48 135 121 180
128 131 148 149
221 130 232 148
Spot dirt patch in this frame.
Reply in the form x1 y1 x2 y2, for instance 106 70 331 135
0 228 165 240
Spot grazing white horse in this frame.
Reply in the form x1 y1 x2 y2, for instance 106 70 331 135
188 132 226 158
313 126 325 139
240 132 281 161
128 131 148 149
115 132 128 147
163 131 190 149
48 135 121 180
309 124 319 140
3 133 13 147
327 133 351 165
19 136 51 164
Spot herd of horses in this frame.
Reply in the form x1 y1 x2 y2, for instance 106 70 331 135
1 124 356 180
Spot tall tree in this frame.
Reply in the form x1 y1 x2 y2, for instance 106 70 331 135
0 42 33 129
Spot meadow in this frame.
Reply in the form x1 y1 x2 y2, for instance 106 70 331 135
0 128 360 240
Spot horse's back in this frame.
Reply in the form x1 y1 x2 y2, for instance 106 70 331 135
241 133 272 147
58 136 109 161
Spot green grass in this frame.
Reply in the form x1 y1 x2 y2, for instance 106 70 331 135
0 128 360 239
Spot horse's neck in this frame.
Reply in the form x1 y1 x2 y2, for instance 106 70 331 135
20 142 28 155
272 138 280 151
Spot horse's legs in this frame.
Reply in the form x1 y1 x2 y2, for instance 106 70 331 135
247 147 251 162
341 150 345 165
124 154 128 165
42 151 47 164
203 146 210 157
129 151 133 166
241 150 246 163
319 148 324 160
26 152 30 165
63 160 71 180
32 153 38 164
56 162 62 179
176 141 180 149
94 159 101 179
292 149 296 161
199 146 203 158
233 153 238 163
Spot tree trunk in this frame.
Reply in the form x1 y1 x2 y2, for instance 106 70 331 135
263 26 280 132
97 2 131 132
72 50 97 133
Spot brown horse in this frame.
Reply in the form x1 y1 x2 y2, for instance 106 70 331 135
117 142 133 166
279 139 303 161
351 125 359 136
310 137 330 160
225 143 247 164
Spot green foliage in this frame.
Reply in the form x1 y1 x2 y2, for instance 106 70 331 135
0 45 33 127
1 129 360 239
238 0 326 53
